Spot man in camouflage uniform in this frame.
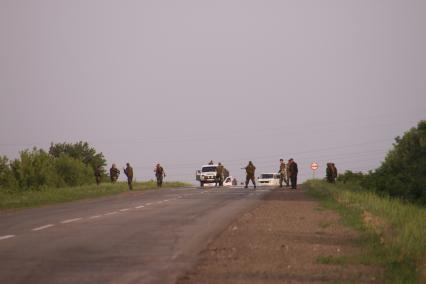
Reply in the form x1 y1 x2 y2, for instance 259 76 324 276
154 163 166 187
278 159 288 188
331 163 338 183
326 163 334 183
109 164 120 183
223 167 230 179
124 163 134 190
215 162 224 187
94 166 102 185
288 158 298 189
243 161 256 189
286 159 292 188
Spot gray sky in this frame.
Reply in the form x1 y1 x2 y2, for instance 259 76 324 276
1 0 425 184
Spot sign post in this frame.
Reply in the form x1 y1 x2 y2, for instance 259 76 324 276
311 162 319 179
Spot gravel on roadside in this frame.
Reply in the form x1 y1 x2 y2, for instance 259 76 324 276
178 188 383 284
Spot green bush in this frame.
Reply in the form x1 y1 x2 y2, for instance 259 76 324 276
0 142 106 192
49 141 107 175
10 148 58 191
338 120 426 205
0 156 18 192
54 154 94 187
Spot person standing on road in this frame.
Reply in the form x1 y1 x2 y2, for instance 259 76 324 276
243 161 256 189
109 164 120 183
215 162 224 187
278 158 288 188
286 159 292 188
288 158 298 189
154 163 166 187
124 163 134 190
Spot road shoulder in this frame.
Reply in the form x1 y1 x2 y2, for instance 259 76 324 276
178 188 383 283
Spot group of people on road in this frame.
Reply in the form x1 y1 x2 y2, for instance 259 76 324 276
241 159 298 189
98 158 336 190
277 158 299 189
212 159 299 190
95 162 166 190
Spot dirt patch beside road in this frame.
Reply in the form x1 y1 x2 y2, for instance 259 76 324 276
178 188 383 284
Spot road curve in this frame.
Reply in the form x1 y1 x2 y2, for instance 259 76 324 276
0 186 270 284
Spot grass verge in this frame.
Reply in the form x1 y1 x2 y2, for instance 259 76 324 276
305 180 426 283
0 181 190 210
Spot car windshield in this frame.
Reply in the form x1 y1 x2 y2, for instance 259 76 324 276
202 166 217 172
261 174 274 179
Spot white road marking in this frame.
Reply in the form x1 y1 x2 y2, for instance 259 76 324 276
146 203 152 206
61 218 82 224
119 208 131 212
89 215 102 219
32 224 54 231
164 200 169 202
157 201 163 204
135 205 145 209
104 211 118 216
0 235 15 241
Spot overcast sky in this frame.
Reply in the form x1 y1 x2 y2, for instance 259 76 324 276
1 0 425 184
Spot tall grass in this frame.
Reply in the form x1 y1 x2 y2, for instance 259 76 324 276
0 181 190 210
305 180 426 283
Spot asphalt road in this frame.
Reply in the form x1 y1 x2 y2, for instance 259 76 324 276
0 186 270 284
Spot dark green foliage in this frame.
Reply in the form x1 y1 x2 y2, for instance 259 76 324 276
49 141 106 174
10 148 58 191
371 121 426 203
0 142 104 192
338 120 426 204
0 156 18 192
54 154 94 187
337 170 368 185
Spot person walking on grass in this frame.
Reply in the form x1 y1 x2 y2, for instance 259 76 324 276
326 163 334 183
243 161 256 189
154 163 166 187
94 166 102 186
288 158 298 189
331 163 338 183
124 163 134 190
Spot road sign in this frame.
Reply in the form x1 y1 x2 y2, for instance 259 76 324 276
311 162 319 171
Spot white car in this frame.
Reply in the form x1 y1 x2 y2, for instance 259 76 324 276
201 176 235 187
257 173 280 186
223 176 236 187
195 165 234 187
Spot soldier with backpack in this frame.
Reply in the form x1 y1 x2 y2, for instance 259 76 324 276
154 164 166 187
109 164 120 183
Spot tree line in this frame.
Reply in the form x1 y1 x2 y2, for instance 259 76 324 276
338 120 426 205
0 142 106 192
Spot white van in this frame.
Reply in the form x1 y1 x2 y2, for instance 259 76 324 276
257 173 280 186
195 165 233 187
196 165 217 187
